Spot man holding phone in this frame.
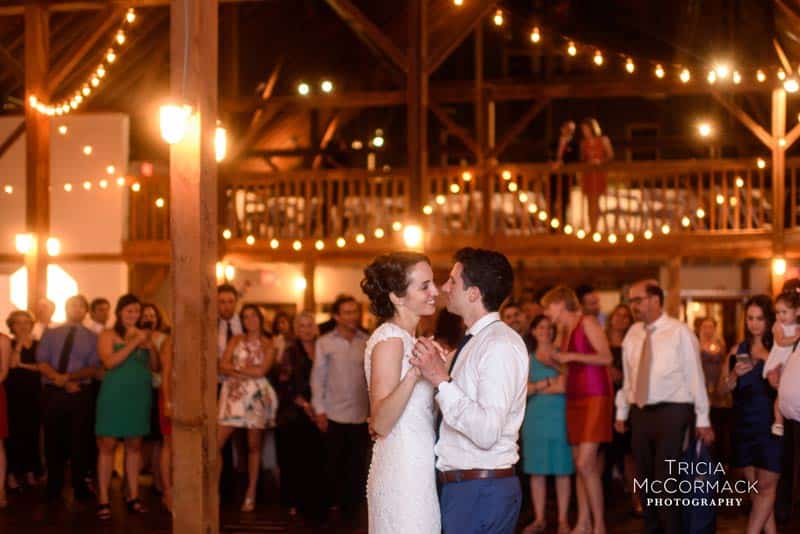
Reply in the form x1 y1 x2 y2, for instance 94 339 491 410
615 281 713 534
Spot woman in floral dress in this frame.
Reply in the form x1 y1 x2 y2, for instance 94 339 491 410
218 304 276 512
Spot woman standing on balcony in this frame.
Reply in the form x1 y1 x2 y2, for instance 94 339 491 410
580 118 613 231
542 286 613 534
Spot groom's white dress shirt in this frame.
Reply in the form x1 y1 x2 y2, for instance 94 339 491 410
435 311 529 471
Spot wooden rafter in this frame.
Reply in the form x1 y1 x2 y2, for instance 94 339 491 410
0 120 24 160
0 0 258 16
0 43 22 81
226 104 288 163
429 101 478 155
427 0 495 76
323 0 407 74
46 6 123 97
710 89 774 149
488 99 550 160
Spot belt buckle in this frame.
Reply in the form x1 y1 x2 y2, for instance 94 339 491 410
454 471 463 483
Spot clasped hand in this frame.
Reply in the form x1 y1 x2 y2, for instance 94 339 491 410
409 337 451 386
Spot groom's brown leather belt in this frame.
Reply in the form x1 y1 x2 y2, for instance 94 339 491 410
437 468 515 484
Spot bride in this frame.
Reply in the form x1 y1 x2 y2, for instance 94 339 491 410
361 251 442 533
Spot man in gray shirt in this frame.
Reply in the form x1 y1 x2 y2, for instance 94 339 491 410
310 294 369 521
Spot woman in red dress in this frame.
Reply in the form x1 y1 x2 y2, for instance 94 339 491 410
0 333 11 509
542 286 613 534
580 118 614 232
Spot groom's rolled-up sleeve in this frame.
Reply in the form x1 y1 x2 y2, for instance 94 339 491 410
435 339 523 450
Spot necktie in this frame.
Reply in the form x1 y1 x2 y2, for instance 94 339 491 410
436 333 474 439
57 326 77 374
633 326 654 408
447 333 474 374
226 320 233 343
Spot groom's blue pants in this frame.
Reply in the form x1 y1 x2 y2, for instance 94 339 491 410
440 476 521 534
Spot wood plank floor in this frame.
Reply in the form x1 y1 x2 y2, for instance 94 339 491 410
0 473 796 533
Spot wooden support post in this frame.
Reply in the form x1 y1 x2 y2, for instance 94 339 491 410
772 89 786 254
168 1 219 533
24 3 50 309
665 256 681 318
303 258 316 312
406 0 427 218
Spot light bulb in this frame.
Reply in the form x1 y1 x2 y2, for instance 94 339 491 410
131 182 141 192
297 82 310 96
784 78 799 93
756 69 766 82
245 235 255 246
625 58 635 73
422 205 433 215
680 68 691 83
732 71 741 84
270 239 279 249
46 237 61 257
374 228 385 239
654 64 665 78
58 125 68 135
403 225 424 248
155 197 165 208
336 237 346 248
126 9 136 24
292 240 302 251
159 104 192 144
222 229 232 240
115 30 126 45
530 27 541 43
15 233 34 254
707 70 717 84
593 50 604 66
215 125 227 162
315 240 325 250
355 233 366 244
567 42 577 56
492 9 503 26
83 145 92 155
321 80 334 94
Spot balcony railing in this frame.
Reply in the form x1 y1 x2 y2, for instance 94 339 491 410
128 157 800 245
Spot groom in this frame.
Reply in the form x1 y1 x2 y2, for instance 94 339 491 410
410 247 529 533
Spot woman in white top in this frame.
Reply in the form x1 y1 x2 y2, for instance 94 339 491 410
360 251 441 534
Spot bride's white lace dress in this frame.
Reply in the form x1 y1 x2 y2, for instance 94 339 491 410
364 322 441 533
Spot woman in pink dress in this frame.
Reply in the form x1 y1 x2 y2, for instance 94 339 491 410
542 286 613 534
580 118 613 231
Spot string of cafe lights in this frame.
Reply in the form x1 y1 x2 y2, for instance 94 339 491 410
28 8 138 116
219 220 418 252
450 2 794 91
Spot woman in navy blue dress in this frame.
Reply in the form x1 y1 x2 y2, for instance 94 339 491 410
720 295 782 534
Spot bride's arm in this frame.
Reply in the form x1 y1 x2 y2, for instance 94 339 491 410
369 338 421 438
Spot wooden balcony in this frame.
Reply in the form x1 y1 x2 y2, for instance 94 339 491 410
124 157 800 264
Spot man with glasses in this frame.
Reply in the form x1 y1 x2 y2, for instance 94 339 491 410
614 280 713 534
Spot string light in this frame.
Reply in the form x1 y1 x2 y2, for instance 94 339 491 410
492 9 503 26
732 71 741 84
756 69 766 82
608 233 617 244
576 229 586 240
222 229 232 240
501 170 512 180
592 232 601 242
435 194 446 205
778 69 787 81
83 145 93 155
625 58 635 73
707 70 717 84
757 158 766 169
28 9 138 116
131 182 141 192
422 205 433 215
270 239 279 249
246 235 255 246
680 68 691 83
82 181 92 191
661 224 671 235
654 64 664 78
297 82 310 96
321 80 334 94
64 183 73 192
625 233 635 243
292 240 302 251
508 182 518 192
696 208 706 218
450 183 461 194
155 197 165 208
681 216 691 227
4 185 12 194
530 27 541 43
58 125 67 135
461 171 472 182
336 237 346 248
593 50 604 66
735 176 745 188
355 233 366 244
116 176 126 187
374 228 385 239
453 0 463 5
567 41 577 57
784 78 799 93
714 64 730 79
315 240 325 251
644 229 653 240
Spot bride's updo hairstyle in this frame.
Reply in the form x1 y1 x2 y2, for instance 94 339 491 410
361 252 431 319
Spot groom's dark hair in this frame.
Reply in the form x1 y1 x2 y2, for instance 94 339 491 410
453 248 514 312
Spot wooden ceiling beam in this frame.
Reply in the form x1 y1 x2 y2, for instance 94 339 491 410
222 79 772 113
46 6 123 97
0 0 260 16
224 103 288 163
322 0 407 74
427 0 495 76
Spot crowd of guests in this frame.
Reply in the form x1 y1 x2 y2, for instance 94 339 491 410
1 275 800 534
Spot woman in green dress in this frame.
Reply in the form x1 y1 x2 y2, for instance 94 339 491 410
521 315 574 534
95 294 157 519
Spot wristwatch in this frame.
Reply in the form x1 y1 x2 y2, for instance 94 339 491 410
434 376 452 394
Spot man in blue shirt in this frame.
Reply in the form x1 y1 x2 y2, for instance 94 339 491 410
36 294 100 501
